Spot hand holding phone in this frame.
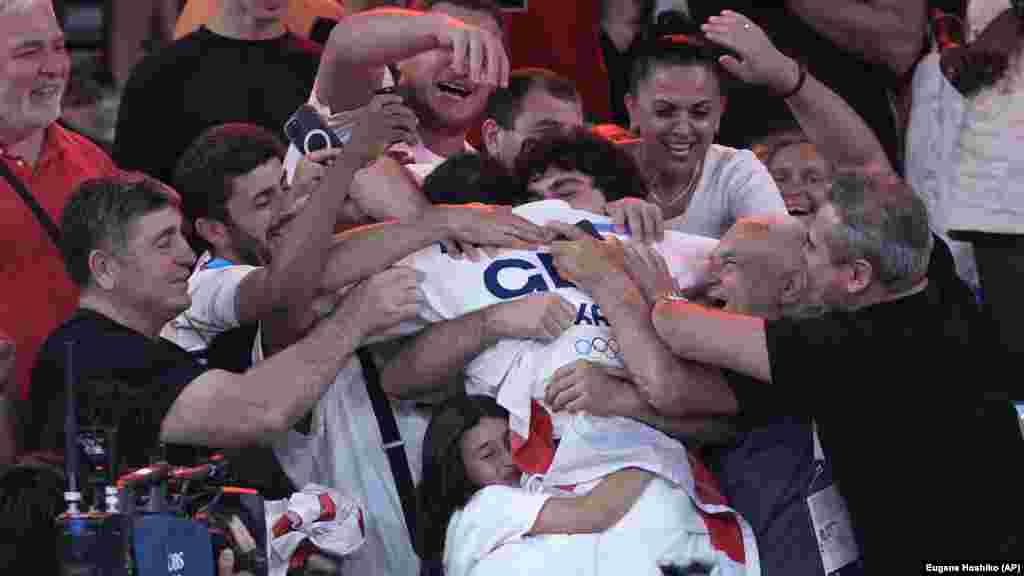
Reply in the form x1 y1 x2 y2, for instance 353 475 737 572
284 104 347 155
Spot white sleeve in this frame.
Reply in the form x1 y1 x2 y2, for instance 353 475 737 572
444 486 551 576
365 246 456 342
723 149 787 220
187 264 260 331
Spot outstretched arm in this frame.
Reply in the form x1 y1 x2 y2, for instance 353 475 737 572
317 8 508 112
703 11 894 175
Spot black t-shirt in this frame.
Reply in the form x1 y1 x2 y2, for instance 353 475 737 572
756 287 1023 564
113 27 321 185
26 309 208 468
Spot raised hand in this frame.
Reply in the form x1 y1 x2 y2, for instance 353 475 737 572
701 10 799 95
483 292 577 343
429 12 509 87
292 148 343 198
621 241 680 306
605 197 665 244
343 92 420 169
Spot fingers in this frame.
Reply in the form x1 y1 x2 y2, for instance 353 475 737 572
647 204 665 242
551 358 586 383
218 549 235 576
463 244 488 263
305 148 343 165
504 215 555 245
367 92 405 111
547 373 583 412
601 364 631 380
486 32 509 87
717 55 745 77
544 221 589 241
375 266 423 288
449 28 468 76
440 238 464 259
468 31 484 84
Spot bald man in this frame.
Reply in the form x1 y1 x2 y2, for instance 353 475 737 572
693 215 860 576
701 214 824 321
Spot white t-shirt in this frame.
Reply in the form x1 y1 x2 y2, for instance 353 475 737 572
445 478 759 576
391 200 717 488
905 52 979 287
252 329 425 576
161 251 258 356
947 33 1024 235
664 144 787 239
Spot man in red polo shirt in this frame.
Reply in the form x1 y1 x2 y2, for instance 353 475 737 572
0 0 116 450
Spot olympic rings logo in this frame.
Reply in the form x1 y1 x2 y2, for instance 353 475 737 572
574 336 620 361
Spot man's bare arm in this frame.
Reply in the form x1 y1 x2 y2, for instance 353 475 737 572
704 11 894 175
318 8 508 113
546 360 740 446
380 293 575 400
322 202 551 295
784 0 927 77
161 268 422 448
588 274 738 417
652 299 772 384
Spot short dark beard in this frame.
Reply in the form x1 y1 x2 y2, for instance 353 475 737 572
227 223 269 267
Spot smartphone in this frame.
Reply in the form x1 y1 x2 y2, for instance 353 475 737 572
284 104 346 155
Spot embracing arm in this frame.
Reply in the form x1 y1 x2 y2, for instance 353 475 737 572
589 274 738 417
785 0 927 77
380 293 575 401
235 154 365 329
320 216 448 295
160 300 367 447
161 269 421 447
652 299 772 384
528 467 654 535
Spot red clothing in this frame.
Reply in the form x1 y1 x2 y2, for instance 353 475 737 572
0 123 117 400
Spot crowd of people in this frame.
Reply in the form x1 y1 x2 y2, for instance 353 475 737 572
1 0 1022 574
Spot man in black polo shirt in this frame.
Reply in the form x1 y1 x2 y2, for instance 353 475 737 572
26 172 423 476
648 172 1023 566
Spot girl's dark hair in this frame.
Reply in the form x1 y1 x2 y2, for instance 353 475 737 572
417 394 509 563
514 126 650 204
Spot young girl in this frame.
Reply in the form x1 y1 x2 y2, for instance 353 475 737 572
418 395 656 571
418 395 756 576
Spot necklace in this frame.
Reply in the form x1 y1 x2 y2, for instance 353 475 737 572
648 156 704 213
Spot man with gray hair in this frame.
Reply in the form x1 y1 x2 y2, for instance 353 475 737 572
0 0 117 459
642 172 1023 566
